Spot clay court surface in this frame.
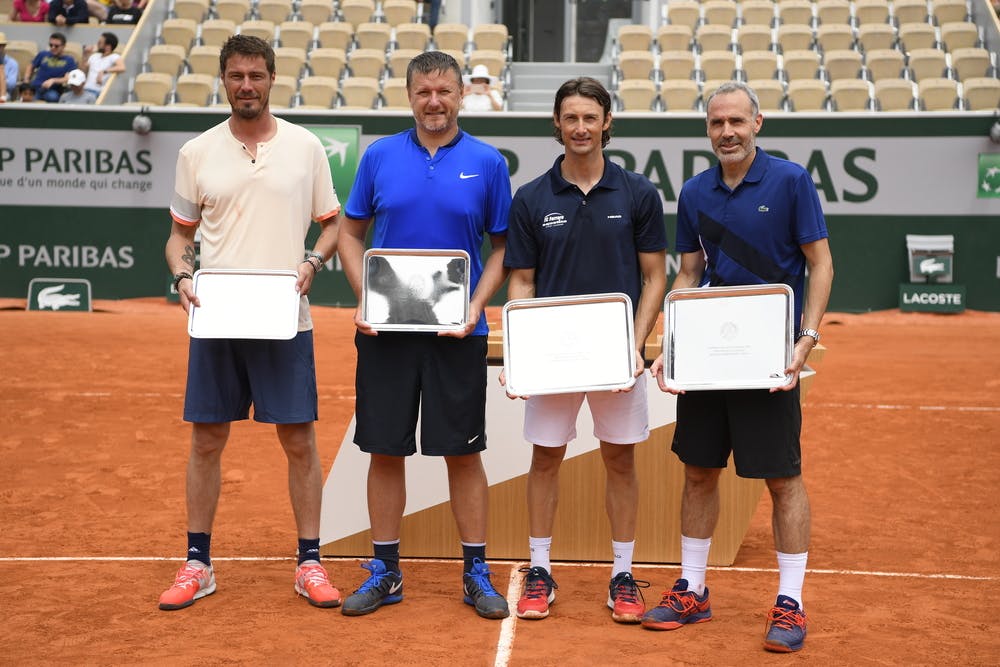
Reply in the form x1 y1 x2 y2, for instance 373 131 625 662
1 298 998 665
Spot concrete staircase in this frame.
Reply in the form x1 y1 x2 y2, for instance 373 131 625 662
506 62 614 112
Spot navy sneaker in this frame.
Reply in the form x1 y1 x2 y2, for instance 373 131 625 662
463 558 510 619
516 566 558 619
763 595 807 652
640 578 712 631
341 559 403 616
607 571 650 624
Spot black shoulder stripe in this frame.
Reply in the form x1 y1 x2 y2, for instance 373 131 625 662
698 211 798 287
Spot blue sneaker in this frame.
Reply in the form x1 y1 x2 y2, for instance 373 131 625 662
341 559 403 616
763 595 807 652
640 578 712 631
463 558 510 619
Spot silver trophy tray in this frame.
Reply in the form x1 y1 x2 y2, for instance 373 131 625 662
187 269 300 340
663 284 794 391
503 292 636 396
361 249 470 332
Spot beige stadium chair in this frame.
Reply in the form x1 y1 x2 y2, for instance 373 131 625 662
4 41 38 76
339 75 379 108
917 76 957 109
308 47 347 78
214 0 250 23
950 47 991 81
355 21 393 50
200 19 237 47
696 24 734 53
347 48 386 78
659 50 697 80
891 0 930 25
864 48 905 80
963 77 1000 110
741 0 777 26
873 77 915 109
317 21 355 50
274 46 307 77
741 50 779 80
278 21 315 50
381 0 417 27
824 49 863 80
702 78 735 100
929 0 966 24
298 0 334 25
339 0 375 29
786 78 829 109
736 24 773 53
388 48 421 77
439 48 467 69
132 72 175 104
147 44 187 76
660 79 701 110
815 23 855 52
703 0 738 26
472 23 510 52
700 50 738 80
939 21 978 51
433 23 470 51
656 25 693 52
616 79 659 111
257 0 293 22
830 78 872 109
906 47 947 80
617 24 654 52
161 18 198 49
776 0 814 26
239 20 277 42
897 22 937 51
856 23 897 52
617 50 657 80
186 44 222 76
172 0 209 21
380 76 410 108
270 73 297 107
776 24 814 53
815 0 851 26
468 49 507 78
175 72 216 105
395 22 431 50
298 75 339 107
853 0 890 25
749 78 787 110
63 41 84 65
665 0 702 31
782 49 822 79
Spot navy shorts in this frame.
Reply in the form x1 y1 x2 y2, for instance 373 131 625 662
353 332 487 457
183 331 318 424
671 386 802 479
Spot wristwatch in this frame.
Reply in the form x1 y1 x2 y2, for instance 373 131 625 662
797 328 821 344
304 251 324 272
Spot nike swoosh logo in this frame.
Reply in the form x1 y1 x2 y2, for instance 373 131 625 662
388 580 403 594
468 434 480 443
459 172 479 179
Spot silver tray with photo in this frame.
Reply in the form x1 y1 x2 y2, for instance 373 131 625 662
663 284 794 391
187 269 301 340
503 292 636 397
361 249 471 332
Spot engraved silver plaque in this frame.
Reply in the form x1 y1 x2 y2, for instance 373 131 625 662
503 292 636 396
361 249 471 332
663 284 794 391
187 269 301 340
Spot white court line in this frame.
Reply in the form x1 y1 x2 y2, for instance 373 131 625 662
808 402 1000 412
494 563 525 667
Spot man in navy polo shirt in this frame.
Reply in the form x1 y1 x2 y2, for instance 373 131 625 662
644 81 834 653
336 50 511 620
504 77 667 624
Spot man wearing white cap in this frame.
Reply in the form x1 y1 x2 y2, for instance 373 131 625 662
58 68 95 104
0 33 19 103
461 64 502 112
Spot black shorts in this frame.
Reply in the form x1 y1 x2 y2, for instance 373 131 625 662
671 386 802 479
353 332 488 457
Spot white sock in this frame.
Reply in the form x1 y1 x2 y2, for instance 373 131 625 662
529 535 552 572
776 551 808 608
611 540 635 577
680 535 712 595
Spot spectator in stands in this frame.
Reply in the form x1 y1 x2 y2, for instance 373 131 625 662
105 0 141 24
461 64 502 112
48 0 89 25
85 0 111 22
419 0 441 29
1 33 19 103
9 0 51 21
81 32 124 98
59 67 95 103
24 32 78 102
15 81 39 102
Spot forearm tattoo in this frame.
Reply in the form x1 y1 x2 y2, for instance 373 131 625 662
181 244 196 270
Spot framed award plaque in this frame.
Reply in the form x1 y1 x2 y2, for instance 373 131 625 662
187 269 301 340
361 249 471 332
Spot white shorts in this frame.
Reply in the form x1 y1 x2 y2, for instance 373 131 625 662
523 379 649 447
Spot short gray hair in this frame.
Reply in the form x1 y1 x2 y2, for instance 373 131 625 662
704 81 760 117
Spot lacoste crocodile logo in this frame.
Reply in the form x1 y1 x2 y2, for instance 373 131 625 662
37 285 81 310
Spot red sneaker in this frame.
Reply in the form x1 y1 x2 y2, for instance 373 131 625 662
607 572 650 623
295 561 342 608
515 566 558 619
158 561 216 611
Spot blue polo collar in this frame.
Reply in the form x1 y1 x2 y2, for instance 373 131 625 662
408 127 465 150
713 147 770 190
547 154 623 194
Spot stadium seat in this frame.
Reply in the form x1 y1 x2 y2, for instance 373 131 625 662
348 48 387 79
702 78 734 100
278 21 314 50
214 0 250 23
63 41 84 65
906 47 948 80
659 50 697 80
395 22 432 50
200 19 237 47
830 78 872 109
161 18 198 49
856 23 897 52
340 0 375 29
388 48 421 77
929 0 967 25
269 74 297 107
897 22 937 51
786 78 829 110
741 50 779 80
468 49 507 79
617 50 657 80
132 72 174 104
815 0 851 27
962 77 1000 110
355 22 393 50
239 20 276 42
736 24 773 53
696 24 734 53
175 72 216 105
317 22 355 51
665 0 702 31
472 23 510 52
660 79 701 110
815 23 855 52
308 47 347 78
781 49 822 80
297 0 334 25
917 76 958 109
4 41 38 76
380 76 410 109
171 0 209 21
776 0 814 27
703 0 738 26
864 48 905 81
439 49 467 69
700 50 738 81
740 0 777 26
616 24 654 52
186 44 221 76
339 75 379 108
939 21 978 51
776 24 814 53
873 77 916 109
381 0 417 27
656 25 694 52
749 78 787 110
823 49 863 80
853 0 890 25
257 0 293 23
433 23 470 52
950 47 992 81
891 0 930 25
617 79 659 111
274 46 307 78
298 75 338 108
147 44 187 76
